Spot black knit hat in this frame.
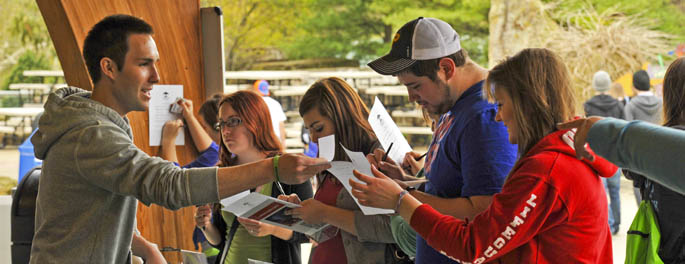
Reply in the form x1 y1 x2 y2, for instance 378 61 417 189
632 70 650 91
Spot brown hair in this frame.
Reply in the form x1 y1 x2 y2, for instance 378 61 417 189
484 48 576 157
299 77 377 161
198 93 223 132
397 49 468 80
663 57 685 127
218 90 282 166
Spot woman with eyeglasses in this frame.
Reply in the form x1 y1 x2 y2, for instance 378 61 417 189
194 90 313 264
282 77 398 264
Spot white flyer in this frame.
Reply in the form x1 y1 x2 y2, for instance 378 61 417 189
368 97 413 165
148 84 184 146
318 135 394 215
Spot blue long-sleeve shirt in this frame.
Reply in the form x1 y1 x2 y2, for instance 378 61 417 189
587 118 685 195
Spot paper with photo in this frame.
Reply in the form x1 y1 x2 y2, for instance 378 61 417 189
368 97 413 165
222 192 329 236
149 84 184 146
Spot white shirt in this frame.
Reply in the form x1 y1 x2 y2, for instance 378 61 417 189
262 96 286 138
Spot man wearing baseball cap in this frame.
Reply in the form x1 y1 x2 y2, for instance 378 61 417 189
367 17 517 264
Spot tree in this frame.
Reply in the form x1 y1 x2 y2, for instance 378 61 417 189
202 0 306 70
0 0 58 90
282 0 491 66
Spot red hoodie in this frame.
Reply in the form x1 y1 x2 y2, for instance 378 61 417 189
410 129 616 263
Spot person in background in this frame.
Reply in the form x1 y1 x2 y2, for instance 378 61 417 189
583 70 624 235
352 48 616 263
161 94 222 168
624 70 664 205
284 77 398 264
195 91 313 264
254 80 287 145
160 94 223 262
609 82 629 107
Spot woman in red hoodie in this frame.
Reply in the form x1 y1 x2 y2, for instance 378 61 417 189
351 48 616 263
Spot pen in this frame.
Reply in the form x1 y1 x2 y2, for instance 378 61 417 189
382 142 394 162
275 181 286 196
416 152 427 161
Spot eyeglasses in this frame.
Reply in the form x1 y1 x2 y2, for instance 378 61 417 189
214 117 242 130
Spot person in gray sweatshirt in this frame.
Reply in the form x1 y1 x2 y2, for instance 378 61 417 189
29 14 329 264
583 70 624 235
623 70 663 205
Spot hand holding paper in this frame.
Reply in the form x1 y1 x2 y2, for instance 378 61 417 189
350 165 405 210
368 97 413 165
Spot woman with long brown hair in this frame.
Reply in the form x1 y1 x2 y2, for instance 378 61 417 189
194 90 313 264
285 77 398 264
351 48 616 263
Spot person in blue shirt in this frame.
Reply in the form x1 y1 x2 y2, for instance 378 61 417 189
161 94 222 168
161 94 223 261
367 17 517 263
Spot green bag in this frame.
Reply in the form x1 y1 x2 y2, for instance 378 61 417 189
625 200 664 264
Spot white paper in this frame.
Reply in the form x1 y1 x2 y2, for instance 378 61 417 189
181 250 208 264
219 190 250 210
318 134 336 161
222 192 330 236
248 259 273 264
149 84 184 146
323 145 394 215
368 97 413 165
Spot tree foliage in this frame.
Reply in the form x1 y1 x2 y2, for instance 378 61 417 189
282 0 491 66
0 0 57 90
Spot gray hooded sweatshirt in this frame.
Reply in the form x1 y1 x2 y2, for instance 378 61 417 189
624 94 663 124
30 87 219 263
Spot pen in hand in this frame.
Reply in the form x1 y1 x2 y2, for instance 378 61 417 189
415 152 427 161
382 142 394 162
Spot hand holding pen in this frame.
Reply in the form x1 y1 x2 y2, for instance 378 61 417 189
402 151 427 175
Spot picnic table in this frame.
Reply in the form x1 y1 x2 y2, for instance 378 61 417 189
224 71 310 88
308 70 382 88
0 107 44 146
8 83 57 104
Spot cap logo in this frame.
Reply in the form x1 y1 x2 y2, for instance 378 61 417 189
393 33 400 43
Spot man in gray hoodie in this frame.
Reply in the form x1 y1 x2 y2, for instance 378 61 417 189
623 69 663 205
29 14 329 264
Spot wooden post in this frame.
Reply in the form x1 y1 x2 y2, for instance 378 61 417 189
36 0 207 262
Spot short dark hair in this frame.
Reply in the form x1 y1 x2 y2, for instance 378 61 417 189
83 14 153 84
397 49 468 81
632 70 651 91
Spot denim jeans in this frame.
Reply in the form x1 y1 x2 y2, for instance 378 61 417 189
603 170 621 233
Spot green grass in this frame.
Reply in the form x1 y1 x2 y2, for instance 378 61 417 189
0 176 17 195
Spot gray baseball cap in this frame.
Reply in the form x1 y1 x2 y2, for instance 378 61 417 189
368 17 461 75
